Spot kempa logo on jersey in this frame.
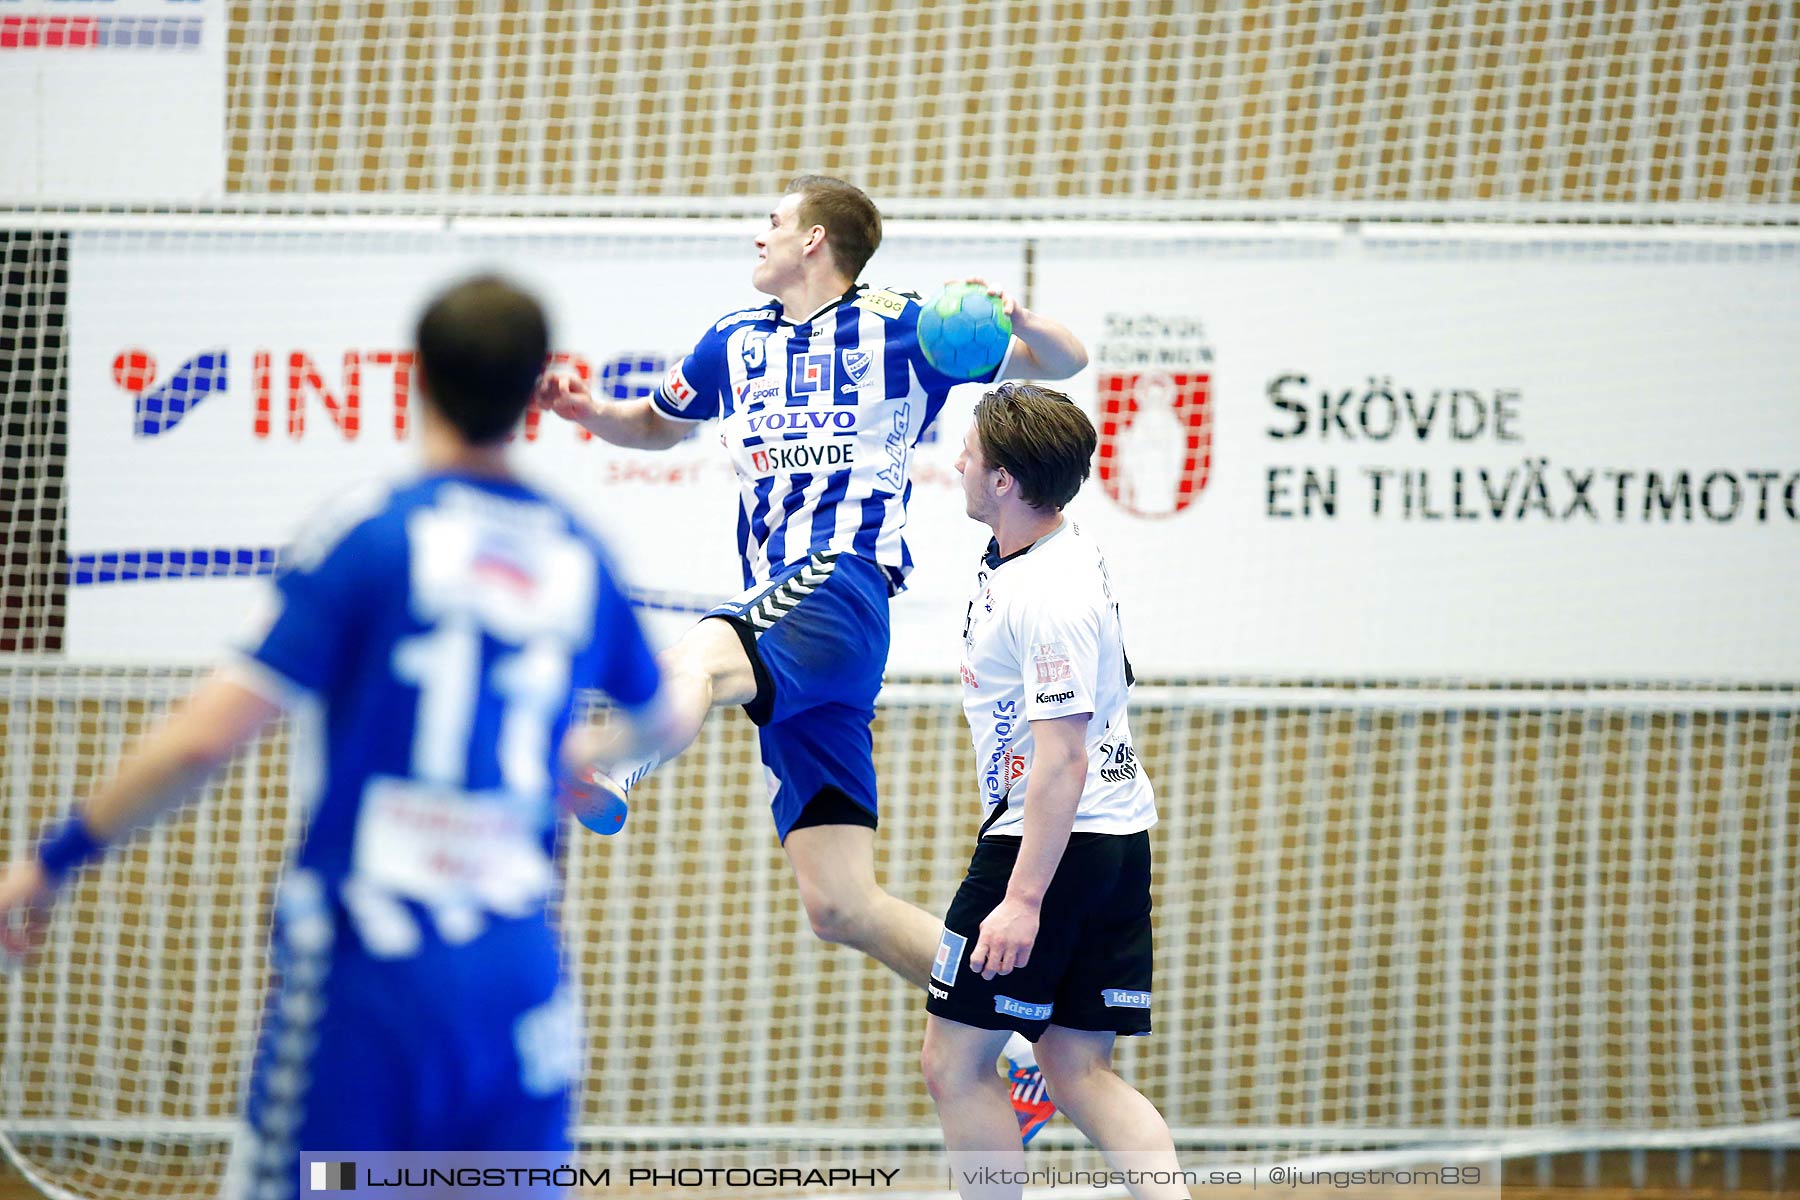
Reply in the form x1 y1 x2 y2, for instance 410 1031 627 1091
745 409 856 435
748 440 857 475
1034 689 1076 705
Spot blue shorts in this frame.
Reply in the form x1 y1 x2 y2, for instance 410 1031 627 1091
239 873 575 1192
706 551 890 841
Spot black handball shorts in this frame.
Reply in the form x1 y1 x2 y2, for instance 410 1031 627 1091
925 829 1154 1040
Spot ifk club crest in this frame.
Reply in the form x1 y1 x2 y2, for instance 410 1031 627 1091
1095 370 1212 518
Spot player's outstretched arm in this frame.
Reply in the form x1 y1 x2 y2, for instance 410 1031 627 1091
985 288 1089 382
534 372 689 451
0 673 282 968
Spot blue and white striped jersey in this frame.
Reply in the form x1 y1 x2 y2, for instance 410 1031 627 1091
655 284 1010 593
235 472 661 954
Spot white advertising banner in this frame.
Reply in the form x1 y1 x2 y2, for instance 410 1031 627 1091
63 225 1023 666
64 224 1800 681
0 0 225 201
1035 228 1800 682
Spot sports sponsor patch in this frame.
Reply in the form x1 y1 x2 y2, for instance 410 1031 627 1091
663 362 697 405
1102 988 1152 1009
931 927 968 986
1032 640 1073 685
993 995 1054 1021
745 407 856 435
789 351 833 395
746 439 857 476
982 699 1021 802
713 305 774 333
1100 740 1140 782
854 289 909 320
737 378 783 410
353 778 554 912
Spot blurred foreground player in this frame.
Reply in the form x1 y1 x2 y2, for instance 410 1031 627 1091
923 384 1185 1199
0 276 680 1196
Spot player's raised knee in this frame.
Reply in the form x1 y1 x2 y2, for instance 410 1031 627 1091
661 617 758 709
797 887 864 946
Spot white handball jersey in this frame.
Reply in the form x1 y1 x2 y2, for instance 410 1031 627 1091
958 520 1157 838
655 284 1009 594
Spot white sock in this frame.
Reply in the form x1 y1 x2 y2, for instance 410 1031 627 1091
606 753 662 793
1002 1030 1038 1069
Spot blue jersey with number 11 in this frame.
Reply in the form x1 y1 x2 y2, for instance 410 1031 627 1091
238 472 660 954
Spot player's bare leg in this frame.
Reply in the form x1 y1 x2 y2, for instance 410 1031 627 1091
784 816 1057 1137
574 619 944 989
1033 1026 1187 1200
923 1016 1031 1199
783 822 941 987
568 616 756 785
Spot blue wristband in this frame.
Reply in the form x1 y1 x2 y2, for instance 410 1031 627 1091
36 814 107 882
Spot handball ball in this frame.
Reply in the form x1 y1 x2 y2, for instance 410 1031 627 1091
917 282 1014 380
